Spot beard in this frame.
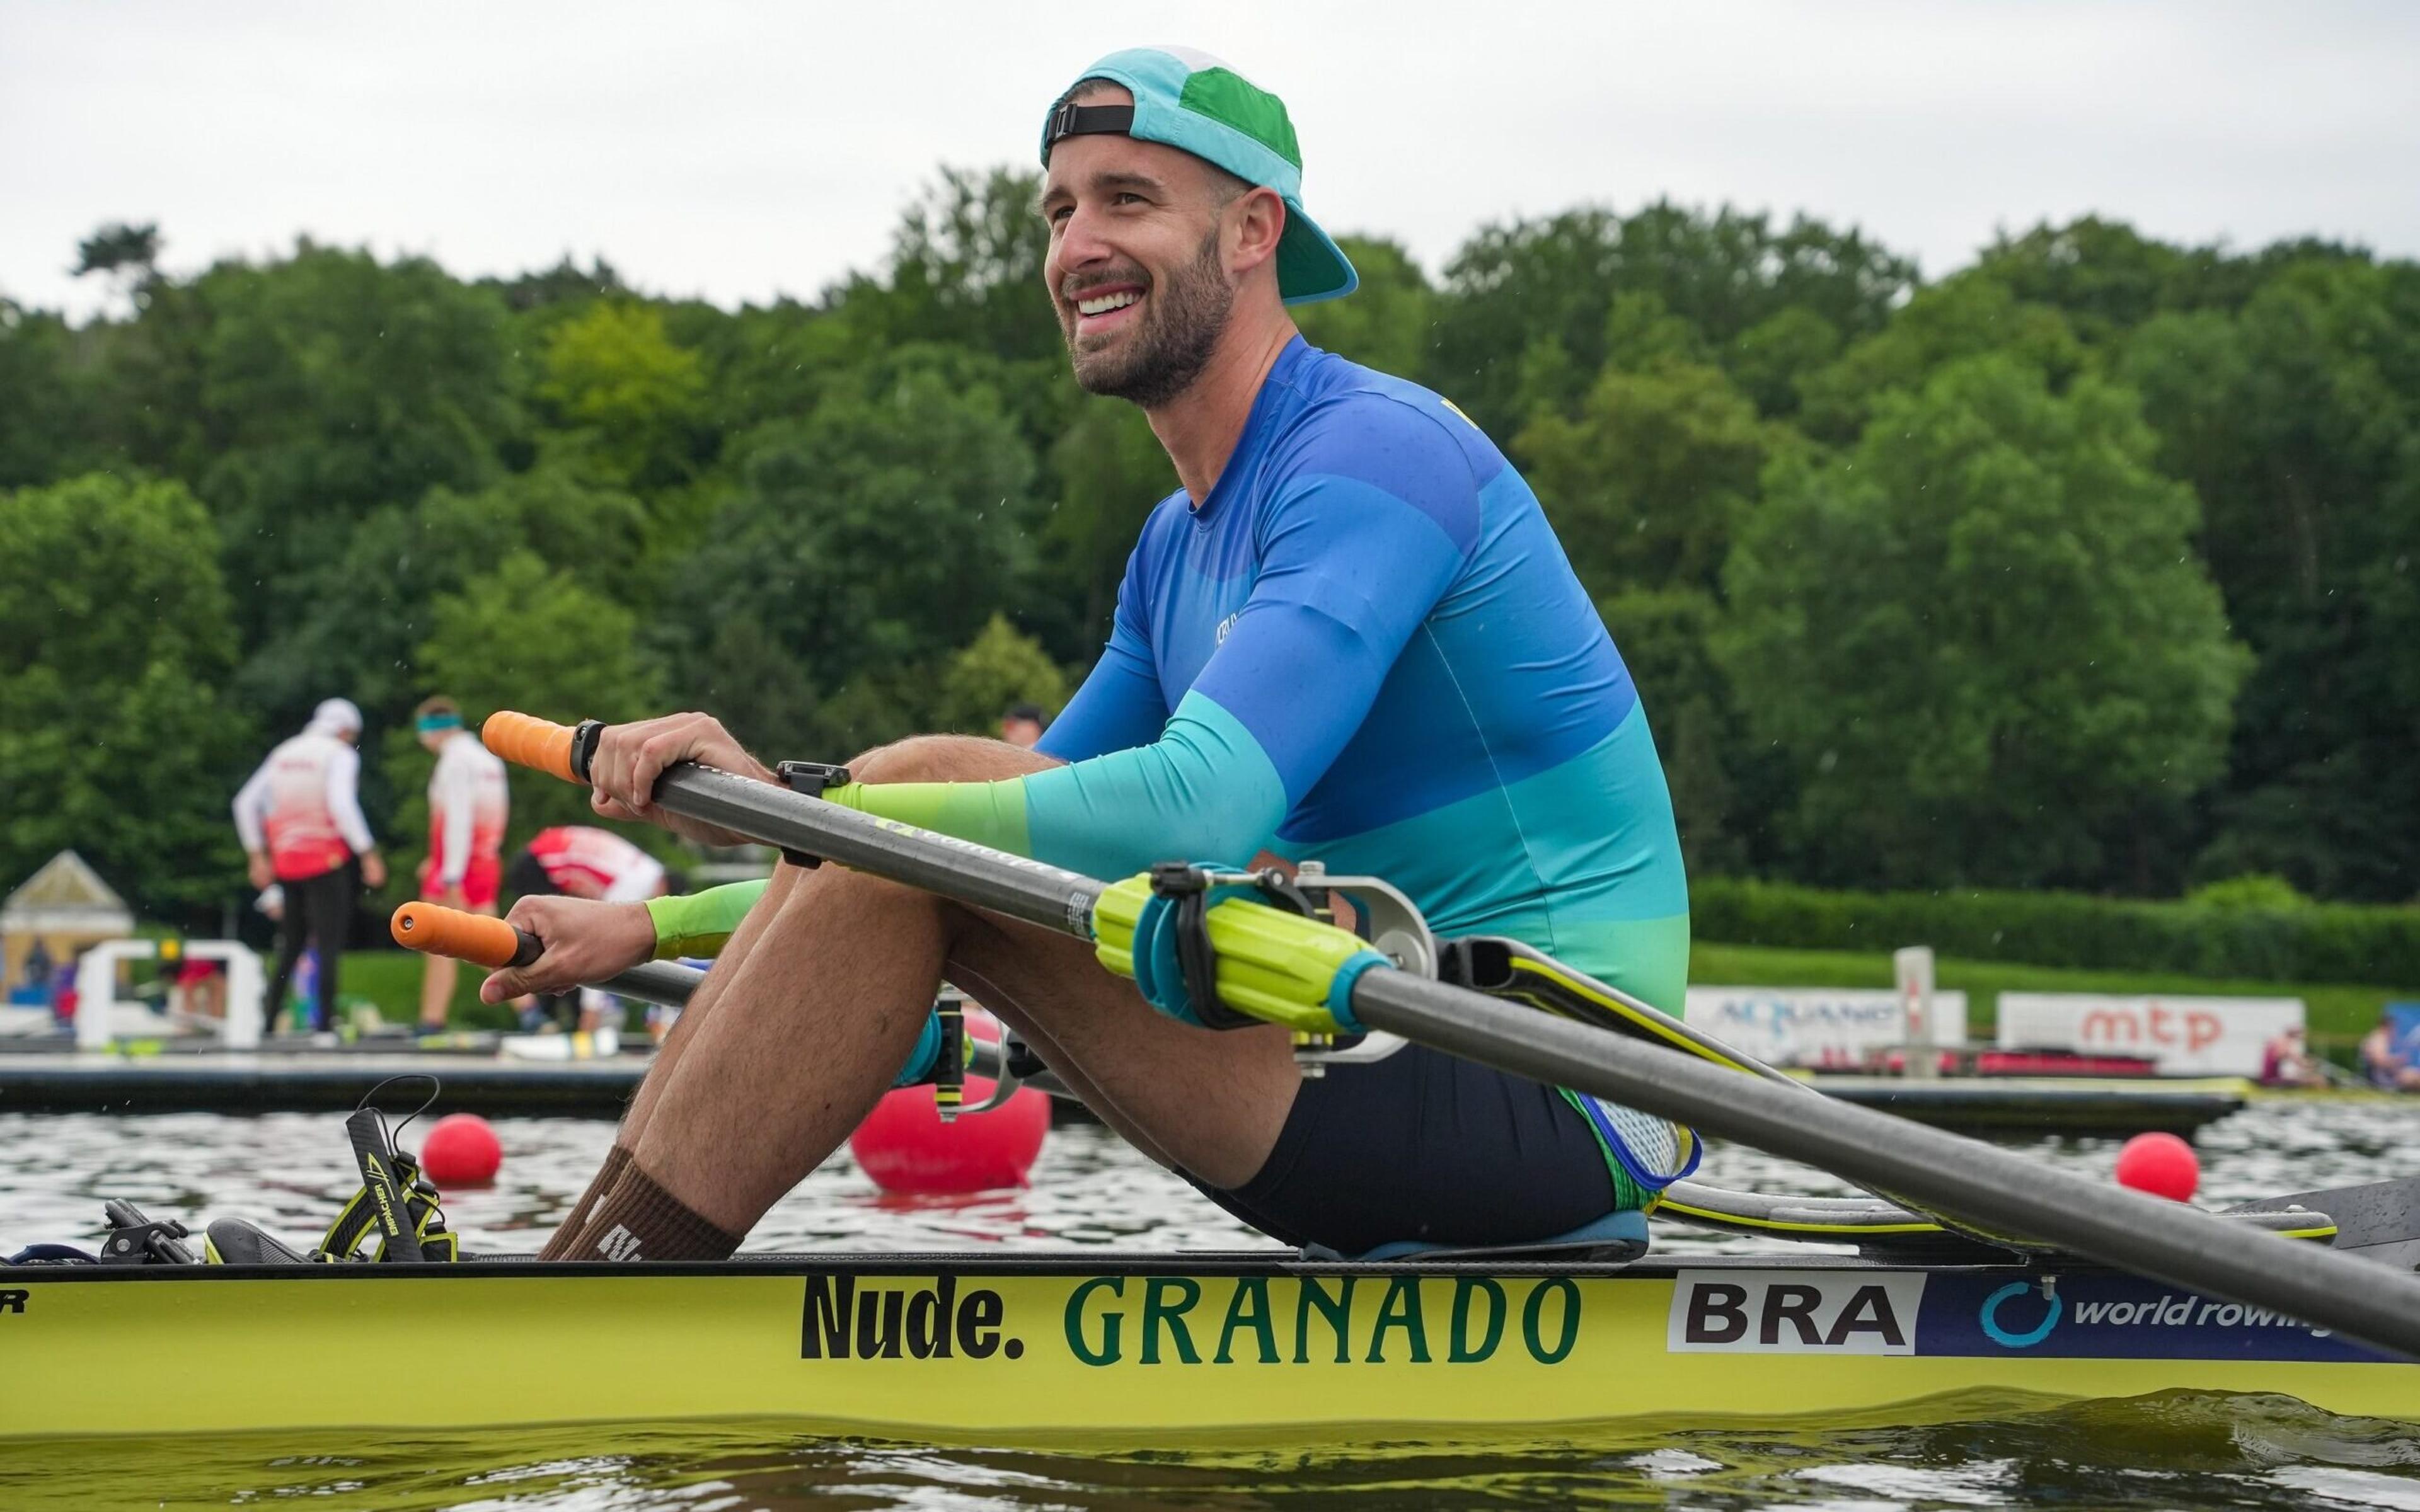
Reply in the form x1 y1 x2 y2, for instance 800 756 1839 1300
1061 227 1235 410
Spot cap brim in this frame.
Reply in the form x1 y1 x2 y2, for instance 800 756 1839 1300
1276 200 1357 306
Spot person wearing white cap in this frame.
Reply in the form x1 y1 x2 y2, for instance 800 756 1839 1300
233 697 386 1032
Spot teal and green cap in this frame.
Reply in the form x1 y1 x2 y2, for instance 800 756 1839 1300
1040 47 1357 307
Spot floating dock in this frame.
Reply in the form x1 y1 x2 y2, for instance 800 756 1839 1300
0 1043 2250 1137
0 1048 648 1118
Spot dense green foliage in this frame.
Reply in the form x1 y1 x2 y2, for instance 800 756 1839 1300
4 193 2417 928
1693 878 2420 987
0 474 253 911
1722 357 2248 888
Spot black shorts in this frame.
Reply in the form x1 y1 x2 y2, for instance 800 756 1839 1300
1189 1041 1617 1256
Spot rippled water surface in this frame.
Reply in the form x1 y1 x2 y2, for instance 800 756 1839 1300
4 1095 2418 1508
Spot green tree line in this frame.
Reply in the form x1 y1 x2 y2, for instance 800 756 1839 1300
4 180 2416 924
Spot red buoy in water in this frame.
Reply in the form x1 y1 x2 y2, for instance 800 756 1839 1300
2114 1131 2200 1203
418 1113 503 1187
848 1009 1049 1194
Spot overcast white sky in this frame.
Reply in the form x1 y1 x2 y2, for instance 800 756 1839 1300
5 1 2416 320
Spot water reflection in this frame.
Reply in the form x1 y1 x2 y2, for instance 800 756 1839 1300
3 1395 2417 1510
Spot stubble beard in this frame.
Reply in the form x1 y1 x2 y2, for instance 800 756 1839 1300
1063 227 1234 410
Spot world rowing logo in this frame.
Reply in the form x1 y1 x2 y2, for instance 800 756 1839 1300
1978 1279 2061 1349
1932 1274 2371 1361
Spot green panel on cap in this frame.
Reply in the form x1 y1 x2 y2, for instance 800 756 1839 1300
1177 66 1301 169
1044 46 1359 306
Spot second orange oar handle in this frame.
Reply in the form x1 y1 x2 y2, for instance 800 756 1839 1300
391 902 542 970
481 711 604 785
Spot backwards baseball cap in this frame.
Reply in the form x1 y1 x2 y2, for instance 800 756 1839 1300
308 697 363 736
1040 47 1357 307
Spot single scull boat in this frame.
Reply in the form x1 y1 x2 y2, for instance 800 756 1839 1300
8 710 2417 1441
1 1168 2411 1440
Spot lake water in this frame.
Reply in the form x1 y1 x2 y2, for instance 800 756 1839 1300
3 1096 2417 1509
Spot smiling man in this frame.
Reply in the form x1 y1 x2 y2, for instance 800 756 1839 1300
501 47 1690 1264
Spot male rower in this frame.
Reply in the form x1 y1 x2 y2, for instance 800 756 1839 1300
492 47 1688 1263
413 697 511 1031
233 697 386 1033
2358 1009 2420 1092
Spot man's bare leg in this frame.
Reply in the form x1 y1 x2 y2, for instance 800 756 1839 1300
418 951 456 1031
534 866 812 1256
564 736 1301 1250
617 862 810 1137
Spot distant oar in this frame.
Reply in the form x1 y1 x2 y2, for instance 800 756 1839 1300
473 711 2420 1361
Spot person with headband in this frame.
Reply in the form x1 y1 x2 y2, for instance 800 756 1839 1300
412 696 510 1032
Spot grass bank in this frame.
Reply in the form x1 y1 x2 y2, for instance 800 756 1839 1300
335 950 516 1031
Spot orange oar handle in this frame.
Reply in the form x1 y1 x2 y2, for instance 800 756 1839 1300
390 902 541 969
481 711 604 785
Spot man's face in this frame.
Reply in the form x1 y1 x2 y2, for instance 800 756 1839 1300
1040 90 1240 408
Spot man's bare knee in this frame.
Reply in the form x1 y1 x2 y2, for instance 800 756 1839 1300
848 733 1054 785
773 847 947 920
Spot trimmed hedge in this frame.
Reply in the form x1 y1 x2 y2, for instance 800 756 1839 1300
1691 878 2420 987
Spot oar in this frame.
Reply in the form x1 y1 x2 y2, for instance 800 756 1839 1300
381 903 2347 1259
479 711 2420 1360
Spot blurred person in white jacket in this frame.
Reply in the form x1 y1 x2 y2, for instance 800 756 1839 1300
233 697 384 1033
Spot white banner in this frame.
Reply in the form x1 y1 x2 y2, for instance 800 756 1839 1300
1994 993 2304 1077
1685 987 1969 1069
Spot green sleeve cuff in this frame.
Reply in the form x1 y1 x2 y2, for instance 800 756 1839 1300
645 879 768 959
822 779 1034 857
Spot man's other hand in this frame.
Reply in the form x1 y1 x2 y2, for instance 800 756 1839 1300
586 712 772 846
360 851 388 889
480 896 659 1004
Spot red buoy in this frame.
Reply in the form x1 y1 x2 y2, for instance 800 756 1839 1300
848 1009 1049 1194
418 1113 503 1187
2113 1131 2200 1203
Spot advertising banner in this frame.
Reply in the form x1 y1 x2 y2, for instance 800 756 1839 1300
1684 987 1969 1069
1994 993 2303 1077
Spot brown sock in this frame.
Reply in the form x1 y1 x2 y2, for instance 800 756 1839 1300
566 1158 743 1263
536 1143 633 1261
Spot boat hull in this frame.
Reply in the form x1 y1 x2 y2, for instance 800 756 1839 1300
4 1252 2414 1440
